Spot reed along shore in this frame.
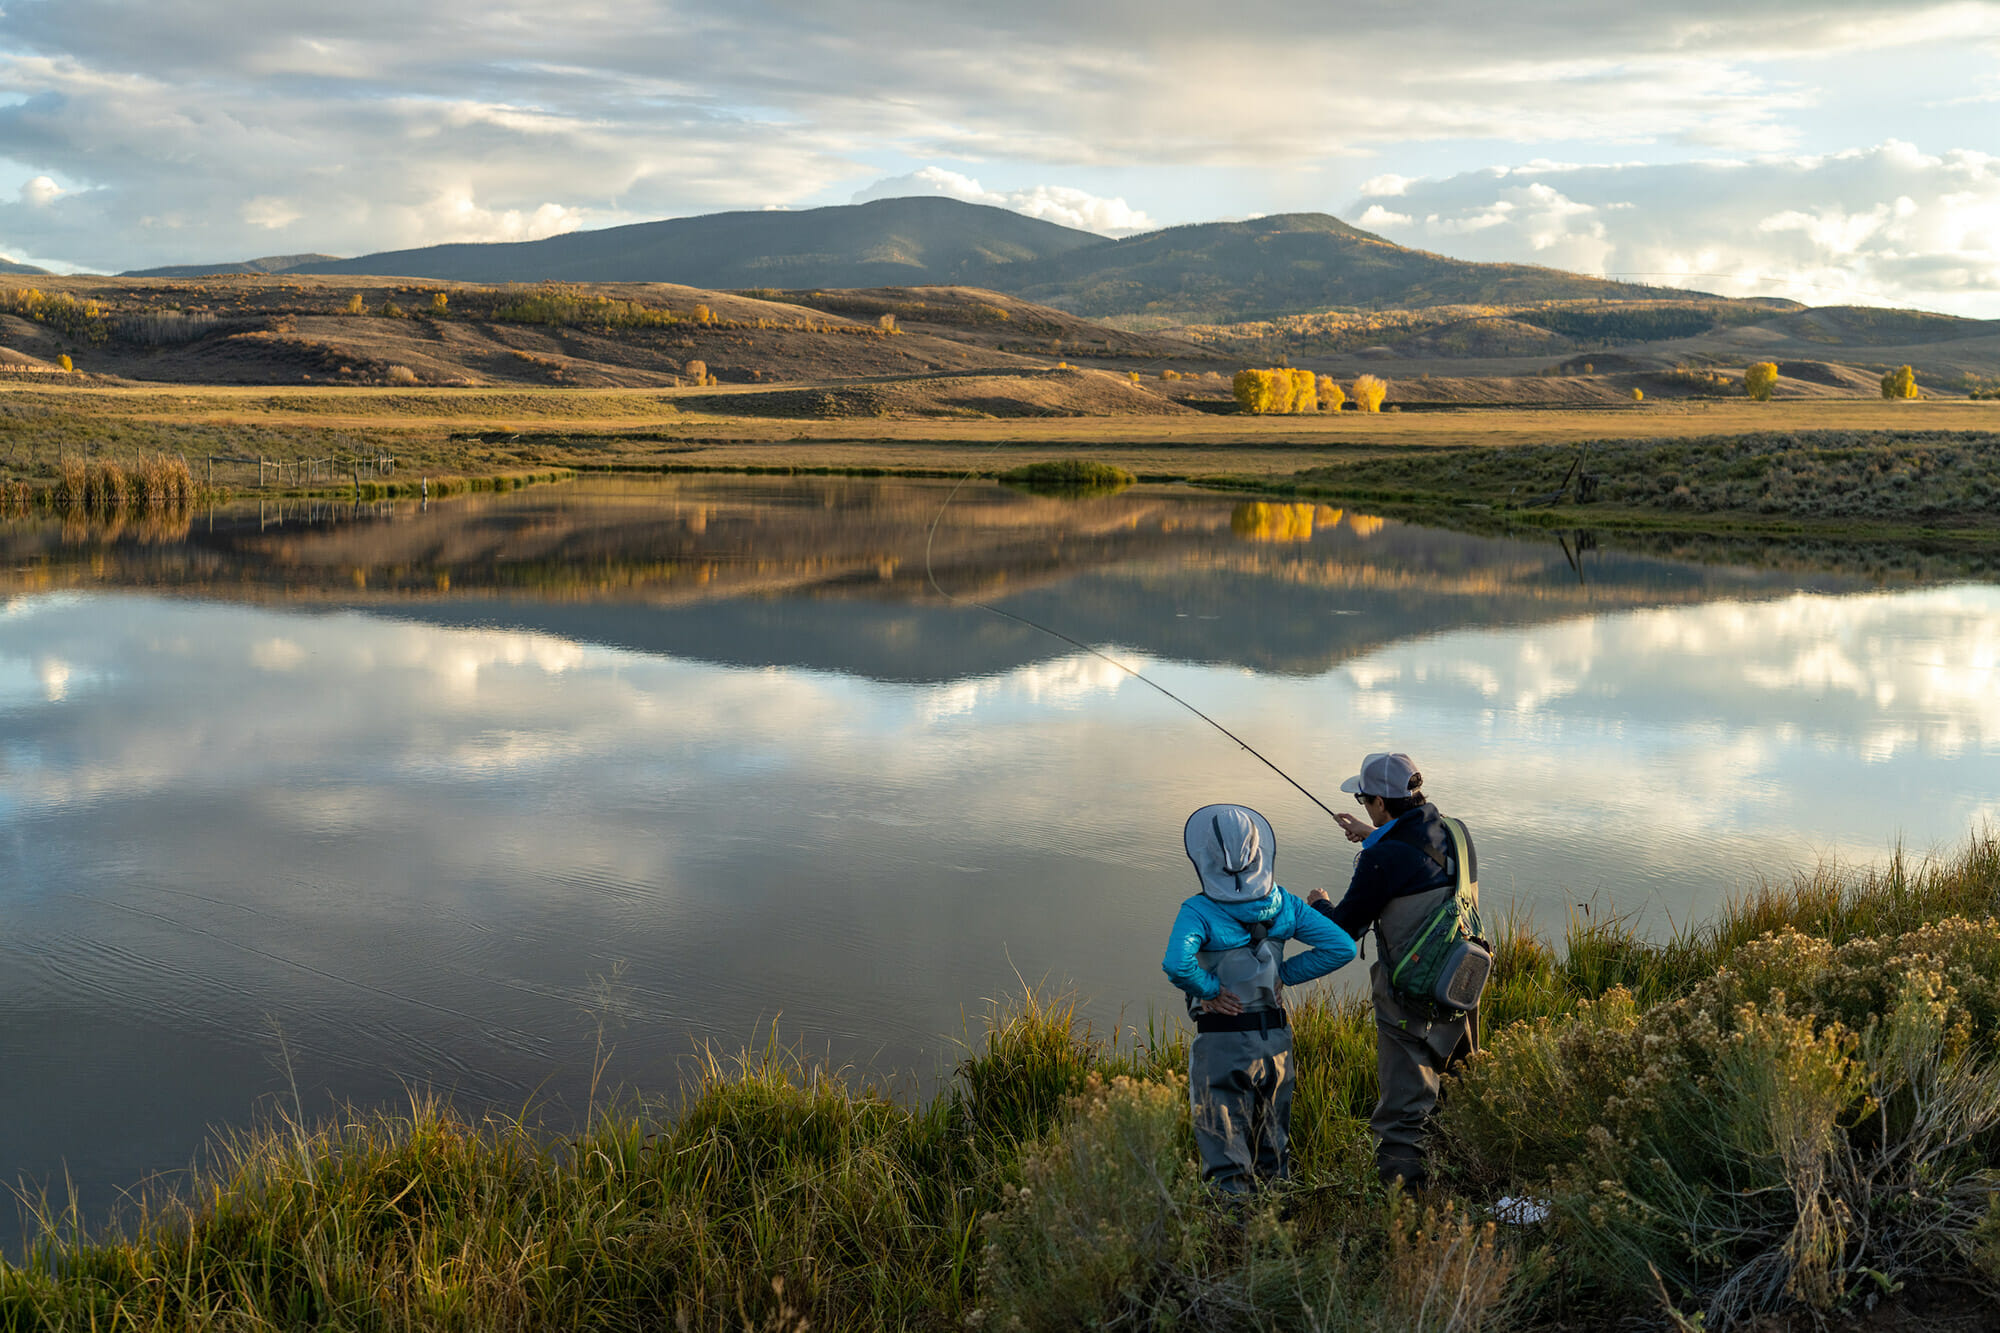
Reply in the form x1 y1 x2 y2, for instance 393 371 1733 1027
5 832 1999 1332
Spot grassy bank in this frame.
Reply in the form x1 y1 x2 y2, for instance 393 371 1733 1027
1194 428 2000 543
4 834 1998 1331
2 384 1992 487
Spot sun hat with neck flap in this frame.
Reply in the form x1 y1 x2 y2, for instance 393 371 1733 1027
1183 803 1277 904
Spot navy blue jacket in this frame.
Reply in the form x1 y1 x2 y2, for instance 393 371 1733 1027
1313 803 1477 943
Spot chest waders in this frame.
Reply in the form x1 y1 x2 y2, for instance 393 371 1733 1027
1189 918 1293 1195
1192 919 1284 1018
1368 815 1485 1188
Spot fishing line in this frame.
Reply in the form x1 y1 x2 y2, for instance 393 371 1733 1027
922 465 1346 824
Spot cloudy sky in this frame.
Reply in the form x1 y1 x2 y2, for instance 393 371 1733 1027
1 1 1996 313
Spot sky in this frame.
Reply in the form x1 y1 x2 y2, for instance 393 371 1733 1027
0 1 1996 314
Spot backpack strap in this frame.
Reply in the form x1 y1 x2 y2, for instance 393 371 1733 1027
1382 810 1453 877
1441 817 1481 935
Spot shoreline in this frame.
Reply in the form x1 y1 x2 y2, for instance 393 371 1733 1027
4 832 1997 1330
3 387 1994 548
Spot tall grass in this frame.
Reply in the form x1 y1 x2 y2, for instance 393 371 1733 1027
997 457 1136 496
2 833 1996 1331
48 455 201 514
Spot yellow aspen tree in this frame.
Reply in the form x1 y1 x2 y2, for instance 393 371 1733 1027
1288 368 1317 413
1352 374 1389 413
1267 368 1296 415
1318 375 1346 411
1233 369 1270 413
1880 365 1918 399
1631 387 1644 402
1745 362 1779 401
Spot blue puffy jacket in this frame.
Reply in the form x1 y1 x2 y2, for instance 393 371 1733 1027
1162 889 1357 1002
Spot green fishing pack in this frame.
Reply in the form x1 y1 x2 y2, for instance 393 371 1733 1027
1388 817 1492 1014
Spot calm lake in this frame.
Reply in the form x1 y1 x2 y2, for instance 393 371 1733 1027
4 475 1998 1248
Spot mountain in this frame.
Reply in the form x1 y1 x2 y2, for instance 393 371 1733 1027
262 198 1107 287
126 254 341 278
0 256 50 275
111 202 1710 321
987 213 1701 320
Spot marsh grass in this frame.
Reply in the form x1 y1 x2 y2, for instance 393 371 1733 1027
47 454 202 514
997 457 1136 496
1284 429 2000 523
3 833 1997 1331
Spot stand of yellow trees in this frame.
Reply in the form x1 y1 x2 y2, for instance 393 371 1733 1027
1233 369 1394 414
1881 365 1919 399
1232 368 1318 414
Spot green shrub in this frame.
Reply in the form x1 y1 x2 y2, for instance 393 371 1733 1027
1441 916 2000 1325
999 458 1136 496
495 284 685 330
975 1074 1518 1333
973 1074 1210 1329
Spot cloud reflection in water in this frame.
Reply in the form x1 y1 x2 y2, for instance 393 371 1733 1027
1 581 1997 1252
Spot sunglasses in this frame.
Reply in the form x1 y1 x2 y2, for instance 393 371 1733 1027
1353 793 1376 806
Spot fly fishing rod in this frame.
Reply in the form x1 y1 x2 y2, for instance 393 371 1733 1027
922 466 1347 824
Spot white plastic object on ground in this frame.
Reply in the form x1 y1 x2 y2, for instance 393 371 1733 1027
1492 1196 1550 1225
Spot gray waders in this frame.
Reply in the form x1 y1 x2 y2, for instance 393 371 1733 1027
1369 871 1479 1187
1189 929 1292 1195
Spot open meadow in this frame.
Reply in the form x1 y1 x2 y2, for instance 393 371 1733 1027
4 383 1995 535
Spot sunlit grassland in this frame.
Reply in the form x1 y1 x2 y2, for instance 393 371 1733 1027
2 382 1990 468
9 384 1993 550
4 832 1997 1331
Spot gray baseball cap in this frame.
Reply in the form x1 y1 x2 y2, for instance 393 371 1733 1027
1339 752 1423 799
1183 803 1277 903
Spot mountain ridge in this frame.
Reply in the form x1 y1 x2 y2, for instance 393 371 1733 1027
145 198 1109 290
115 198 1715 321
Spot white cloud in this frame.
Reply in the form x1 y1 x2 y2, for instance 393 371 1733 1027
21 174 63 206
851 166 1154 235
1356 204 1412 228
1358 173 1413 198
0 1 1991 279
1347 142 2000 314
241 195 301 229
1755 204 1892 255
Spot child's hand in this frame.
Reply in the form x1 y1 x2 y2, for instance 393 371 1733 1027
1201 988 1245 1016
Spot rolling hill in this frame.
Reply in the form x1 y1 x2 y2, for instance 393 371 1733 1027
990 213 1704 320
117 200 1707 321
131 254 341 278
140 199 1107 289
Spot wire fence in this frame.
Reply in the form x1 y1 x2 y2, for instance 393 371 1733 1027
197 454 397 491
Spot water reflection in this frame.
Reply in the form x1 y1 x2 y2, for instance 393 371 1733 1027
1 477 1996 1252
